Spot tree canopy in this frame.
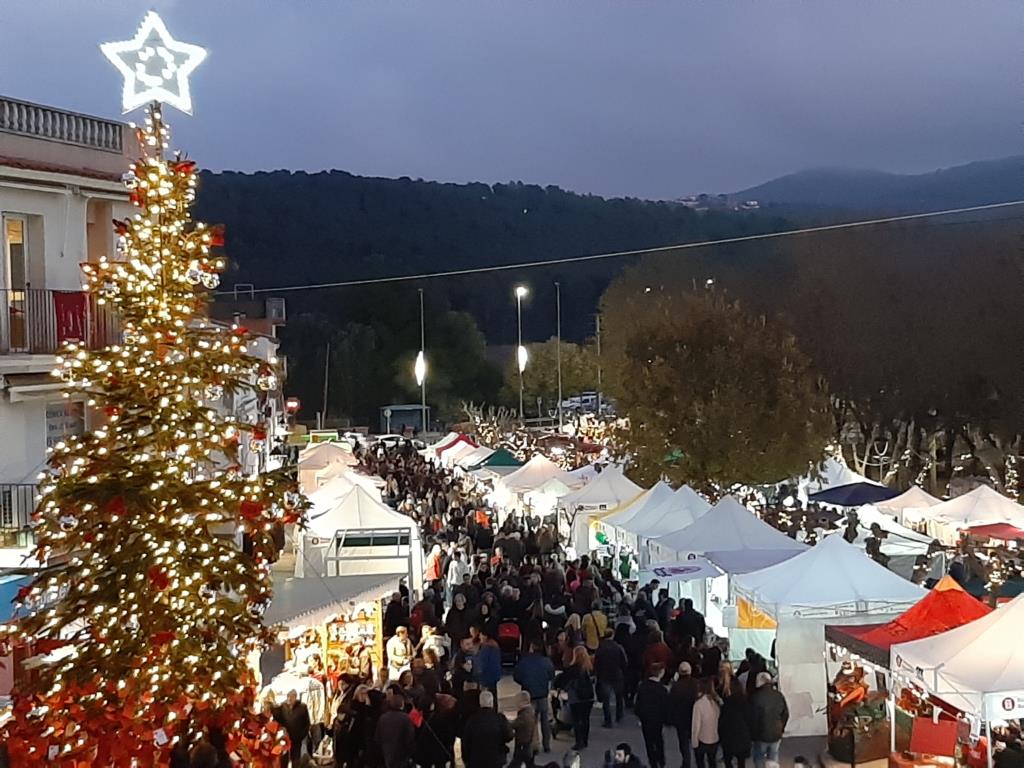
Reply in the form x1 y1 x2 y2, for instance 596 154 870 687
499 336 599 415
601 278 831 489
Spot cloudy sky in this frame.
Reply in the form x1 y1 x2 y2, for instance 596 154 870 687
1 1 1018 199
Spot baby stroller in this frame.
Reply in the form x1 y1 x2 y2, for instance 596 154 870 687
497 620 522 666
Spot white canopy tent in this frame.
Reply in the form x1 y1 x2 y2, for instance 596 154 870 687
619 485 712 544
735 535 924 736
500 455 582 495
558 467 644 554
651 495 808 574
598 482 676 536
891 592 1024 724
297 442 359 493
437 438 480 467
264 573 401 630
797 456 879 504
911 485 1024 544
296 485 424 596
875 486 942 524
457 445 496 470
568 464 601 485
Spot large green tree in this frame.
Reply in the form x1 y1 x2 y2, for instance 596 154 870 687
499 336 599 415
601 277 831 489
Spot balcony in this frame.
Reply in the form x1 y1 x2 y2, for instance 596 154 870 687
0 96 123 154
0 484 35 548
0 288 119 355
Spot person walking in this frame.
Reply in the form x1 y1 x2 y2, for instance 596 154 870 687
719 680 752 768
749 672 789 768
691 678 721 768
512 690 540 768
668 661 698 768
474 626 503 705
594 629 628 727
514 639 556 753
376 686 416 768
582 602 609 653
278 690 311 768
635 663 669 768
462 690 514 768
555 646 596 751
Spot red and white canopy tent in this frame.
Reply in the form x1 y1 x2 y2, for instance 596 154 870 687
892 593 1024 768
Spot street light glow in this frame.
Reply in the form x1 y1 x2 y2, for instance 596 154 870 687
517 344 529 373
515 285 528 299
414 350 426 386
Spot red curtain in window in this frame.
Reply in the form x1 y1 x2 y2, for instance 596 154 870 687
53 291 87 344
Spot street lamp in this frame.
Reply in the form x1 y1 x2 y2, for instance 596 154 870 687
515 285 528 420
555 281 563 428
416 288 427 434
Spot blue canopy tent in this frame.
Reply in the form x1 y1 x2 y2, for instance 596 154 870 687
809 481 901 507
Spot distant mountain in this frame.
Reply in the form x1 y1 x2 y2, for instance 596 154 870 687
733 156 1024 212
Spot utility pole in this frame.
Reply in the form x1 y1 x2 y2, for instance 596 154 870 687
555 281 563 429
595 314 602 415
321 342 330 429
418 288 427 434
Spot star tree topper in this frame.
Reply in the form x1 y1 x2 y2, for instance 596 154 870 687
101 11 206 114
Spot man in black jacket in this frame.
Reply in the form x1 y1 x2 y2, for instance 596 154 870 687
376 686 416 768
635 663 669 768
462 690 514 768
277 690 311 767
594 629 628 727
668 662 699 768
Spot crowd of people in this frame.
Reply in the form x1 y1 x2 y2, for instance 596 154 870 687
275 440 790 768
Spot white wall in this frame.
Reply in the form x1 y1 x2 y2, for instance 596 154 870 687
0 398 47 483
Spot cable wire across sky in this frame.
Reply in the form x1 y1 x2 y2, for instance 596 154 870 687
217 200 1024 296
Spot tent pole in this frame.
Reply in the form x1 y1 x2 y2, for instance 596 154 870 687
985 716 993 768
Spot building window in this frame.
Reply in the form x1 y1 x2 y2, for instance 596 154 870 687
45 401 85 449
3 216 27 293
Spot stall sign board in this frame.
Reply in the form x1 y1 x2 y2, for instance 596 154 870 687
985 692 1024 720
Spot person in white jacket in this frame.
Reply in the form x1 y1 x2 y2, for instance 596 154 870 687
691 677 721 768
446 549 470 601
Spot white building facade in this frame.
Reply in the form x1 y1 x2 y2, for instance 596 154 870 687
0 96 136 547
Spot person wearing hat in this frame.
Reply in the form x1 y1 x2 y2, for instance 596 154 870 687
750 672 788 768
669 661 699 768
594 627 628 727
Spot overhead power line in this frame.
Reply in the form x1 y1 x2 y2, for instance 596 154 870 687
216 200 1024 296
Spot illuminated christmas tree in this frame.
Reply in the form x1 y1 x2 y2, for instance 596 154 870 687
0 17 301 764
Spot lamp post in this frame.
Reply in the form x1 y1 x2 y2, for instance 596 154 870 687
415 288 427 434
555 281 563 429
515 285 529 420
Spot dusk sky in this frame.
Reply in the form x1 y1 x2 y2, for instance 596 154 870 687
1 0 1019 199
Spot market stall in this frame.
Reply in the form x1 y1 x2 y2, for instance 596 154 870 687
595 482 675 542
891 592 1024 768
908 485 1024 545
296 485 424 596
557 466 644 555
456 445 496 471
841 504 944 580
260 573 397 738
798 456 879 505
297 441 359 494
877 486 943 525
734 534 924 736
823 576 991 763
616 485 711 553
647 496 808 653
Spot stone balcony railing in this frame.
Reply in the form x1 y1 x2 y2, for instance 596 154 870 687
0 96 124 154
